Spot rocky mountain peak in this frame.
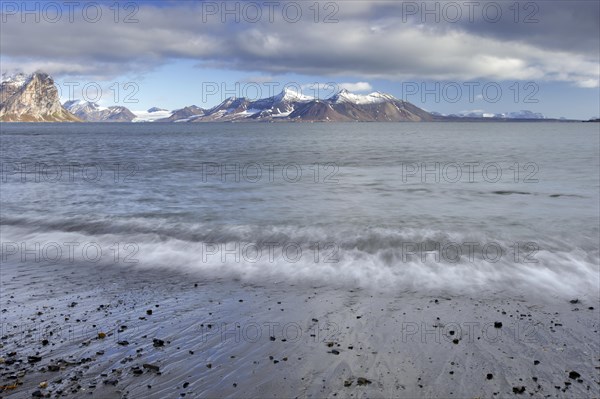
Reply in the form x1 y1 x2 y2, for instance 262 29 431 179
0 72 80 122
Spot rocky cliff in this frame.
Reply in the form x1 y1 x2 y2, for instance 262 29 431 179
0 72 80 122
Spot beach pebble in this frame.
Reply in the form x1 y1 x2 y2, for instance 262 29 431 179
143 363 160 372
512 386 526 394
357 377 372 386
568 371 581 379
494 322 502 328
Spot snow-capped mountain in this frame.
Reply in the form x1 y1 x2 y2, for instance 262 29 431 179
0 72 80 122
63 100 136 122
292 90 433 122
155 105 205 122
147 107 168 113
502 110 545 119
161 88 433 122
443 110 546 120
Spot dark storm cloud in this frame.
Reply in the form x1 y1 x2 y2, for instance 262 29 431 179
0 1 597 87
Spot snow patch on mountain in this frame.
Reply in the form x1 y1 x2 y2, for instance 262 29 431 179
274 87 314 103
1 72 31 88
132 109 173 122
330 89 397 104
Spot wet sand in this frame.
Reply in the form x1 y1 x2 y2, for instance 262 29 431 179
1 261 598 398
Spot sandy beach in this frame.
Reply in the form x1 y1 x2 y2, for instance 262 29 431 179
1 258 598 398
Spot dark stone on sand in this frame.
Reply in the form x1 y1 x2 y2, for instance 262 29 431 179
153 339 165 347
568 371 581 379
146 309 153 315
32 391 43 397
344 380 352 387
28 356 42 363
103 379 118 386
117 341 129 346
48 364 60 372
330 349 340 355
357 377 372 386
534 360 540 365
183 382 189 388
452 339 459 344
494 322 502 328
487 373 493 380
206 363 212 368
133 368 143 375
512 386 526 394
270 336 276 341
143 364 160 372
41 339 49 346
569 299 579 304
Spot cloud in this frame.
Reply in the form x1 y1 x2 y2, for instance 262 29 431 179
1 1 598 88
339 82 373 92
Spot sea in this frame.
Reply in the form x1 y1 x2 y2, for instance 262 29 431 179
1 122 598 297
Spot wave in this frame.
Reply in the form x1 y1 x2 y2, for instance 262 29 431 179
1 221 598 299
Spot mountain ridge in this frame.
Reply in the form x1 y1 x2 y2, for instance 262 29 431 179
0 71 572 122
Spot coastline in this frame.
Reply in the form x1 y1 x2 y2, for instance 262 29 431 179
1 261 598 398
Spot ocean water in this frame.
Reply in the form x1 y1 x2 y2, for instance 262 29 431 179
1 122 598 297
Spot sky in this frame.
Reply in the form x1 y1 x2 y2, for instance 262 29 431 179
1 0 599 119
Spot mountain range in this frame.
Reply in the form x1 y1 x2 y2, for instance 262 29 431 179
0 72 560 122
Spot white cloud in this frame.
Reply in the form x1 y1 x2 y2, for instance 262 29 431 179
339 82 373 92
0 2 598 88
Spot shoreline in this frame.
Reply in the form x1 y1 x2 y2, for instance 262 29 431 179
1 261 598 398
